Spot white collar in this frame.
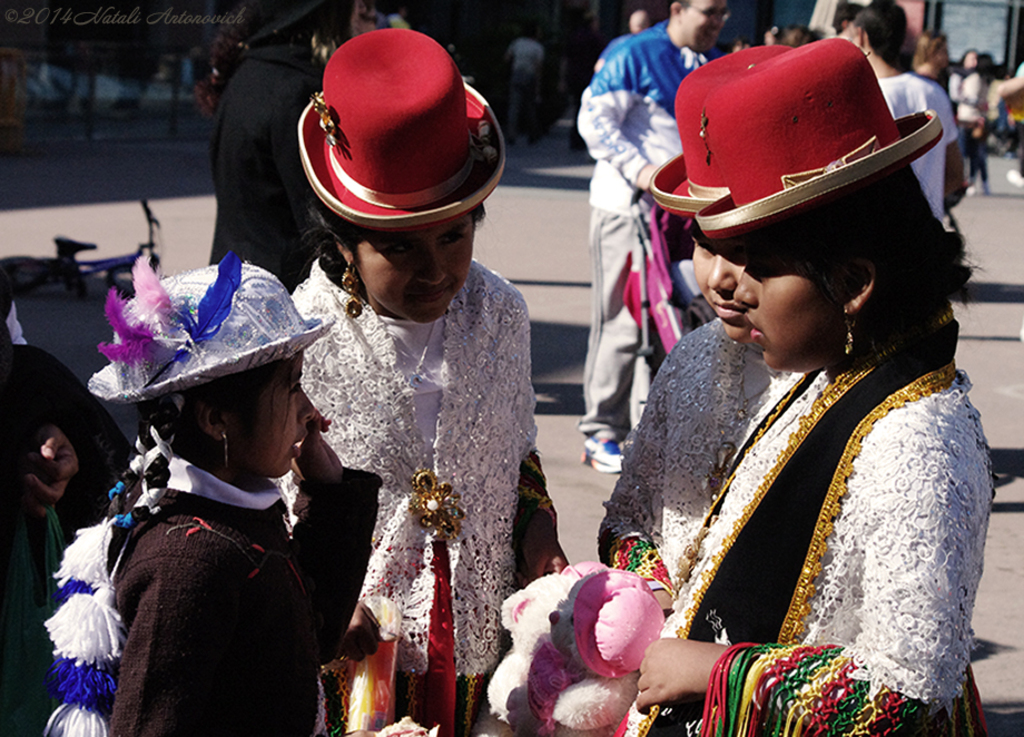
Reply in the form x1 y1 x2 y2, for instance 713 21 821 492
167 456 282 511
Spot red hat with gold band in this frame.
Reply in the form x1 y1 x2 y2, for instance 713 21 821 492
651 44 791 217
695 38 942 238
298 28 504 231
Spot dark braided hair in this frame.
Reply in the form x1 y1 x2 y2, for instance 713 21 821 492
106 393 183 573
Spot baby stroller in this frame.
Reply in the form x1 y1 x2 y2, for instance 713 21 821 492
624 197 715 418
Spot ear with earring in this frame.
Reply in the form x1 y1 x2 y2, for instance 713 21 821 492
341 263 364 318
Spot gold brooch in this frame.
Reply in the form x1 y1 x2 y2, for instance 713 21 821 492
311 91 339 147
700 107 712 166
409 469 464 540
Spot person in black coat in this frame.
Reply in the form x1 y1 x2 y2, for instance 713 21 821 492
199 0 377 290
0 270 130 734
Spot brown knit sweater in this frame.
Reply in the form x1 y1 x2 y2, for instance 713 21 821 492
110 469 379 736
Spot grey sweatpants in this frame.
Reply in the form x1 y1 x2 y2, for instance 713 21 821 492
577 205 647 443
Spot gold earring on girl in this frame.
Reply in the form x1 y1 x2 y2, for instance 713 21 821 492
341 264 364 318
844 313 856 356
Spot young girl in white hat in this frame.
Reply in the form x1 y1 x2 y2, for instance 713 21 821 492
44 253 380 736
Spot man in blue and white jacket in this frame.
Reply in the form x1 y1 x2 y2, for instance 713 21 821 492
577 0 727 473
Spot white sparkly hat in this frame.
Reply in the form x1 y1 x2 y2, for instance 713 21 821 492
89 252 332 403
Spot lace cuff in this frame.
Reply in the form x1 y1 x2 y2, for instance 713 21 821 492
599 532 674 596
512 450 555 555
702 644 987 736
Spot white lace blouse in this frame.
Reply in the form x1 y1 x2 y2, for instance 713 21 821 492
603 320 991 708
287 260 537 677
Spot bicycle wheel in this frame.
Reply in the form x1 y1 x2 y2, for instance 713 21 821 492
106 264 135 297
0 257 53 294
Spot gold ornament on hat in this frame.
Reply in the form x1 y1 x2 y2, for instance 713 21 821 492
311 91 340 148
700 108 712 166
409 468 464 540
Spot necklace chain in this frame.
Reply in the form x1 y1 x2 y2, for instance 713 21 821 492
405 319 439 388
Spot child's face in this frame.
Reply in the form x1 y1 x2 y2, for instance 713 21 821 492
695 234 846 373
736 245 846 373
225 354 316 479
345 214 475 323
693 235 754 344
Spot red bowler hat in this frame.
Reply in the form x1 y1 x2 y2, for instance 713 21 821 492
651 45 791 217
298 28 504 231
695 38 942 238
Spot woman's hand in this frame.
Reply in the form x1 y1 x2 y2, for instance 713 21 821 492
635 639 726 713
339 600 382 661
517 511 569 586
20 424 79 518
293 410 345 485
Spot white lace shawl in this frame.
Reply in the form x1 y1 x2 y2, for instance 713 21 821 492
288 260 536 677
603 320 992 706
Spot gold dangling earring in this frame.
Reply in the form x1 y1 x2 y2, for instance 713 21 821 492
341 264 364 318
222 431 230 468
844 313 855 356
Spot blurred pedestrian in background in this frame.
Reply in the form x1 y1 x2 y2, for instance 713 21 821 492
504 20 545 145
775 23 818 47
197 0 376 291
998 59 1024 188
850 0 962 219
950 50 995 195
576 0 727 474
912 30 950 89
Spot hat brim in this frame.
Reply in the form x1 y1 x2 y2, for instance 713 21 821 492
298 83 505 232
696 111 942 238
89 317 332 404
651 156 731 217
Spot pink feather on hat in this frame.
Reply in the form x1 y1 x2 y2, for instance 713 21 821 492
131 256 171 329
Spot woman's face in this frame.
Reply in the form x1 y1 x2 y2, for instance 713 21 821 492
224 354 316 480
345 214 475 323
695 235 848 373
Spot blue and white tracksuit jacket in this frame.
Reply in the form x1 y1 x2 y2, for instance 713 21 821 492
578 20 723 216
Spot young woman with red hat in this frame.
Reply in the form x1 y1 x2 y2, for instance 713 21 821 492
603 39 991 737
289 28 568 737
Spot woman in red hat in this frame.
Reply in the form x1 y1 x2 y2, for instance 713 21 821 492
603 39 991 736
288 28 568 737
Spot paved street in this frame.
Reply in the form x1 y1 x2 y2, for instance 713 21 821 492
1 118 1021 733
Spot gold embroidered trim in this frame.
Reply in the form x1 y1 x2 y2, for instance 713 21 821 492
673 376 814 594
675 304 954 639
778 361 956 643
635 706 659 737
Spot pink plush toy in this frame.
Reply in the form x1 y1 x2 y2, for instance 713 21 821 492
483 564 665 737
